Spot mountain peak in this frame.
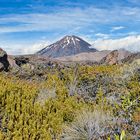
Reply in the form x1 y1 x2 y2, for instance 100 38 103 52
64 35 79 38
37 35 97 58
61 35 84 47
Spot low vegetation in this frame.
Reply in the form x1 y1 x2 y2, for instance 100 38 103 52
0 60 139 140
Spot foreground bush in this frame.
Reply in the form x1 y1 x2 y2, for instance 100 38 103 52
61 109 125 140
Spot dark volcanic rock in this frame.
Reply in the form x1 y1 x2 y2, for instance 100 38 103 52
37 35 97 58
14 56 29 66
0 48 10 71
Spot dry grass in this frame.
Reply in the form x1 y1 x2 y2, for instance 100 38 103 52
61 109 119 140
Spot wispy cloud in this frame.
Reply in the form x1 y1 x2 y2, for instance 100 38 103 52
111 26 125 32
127 0 140 6
0 6 140 34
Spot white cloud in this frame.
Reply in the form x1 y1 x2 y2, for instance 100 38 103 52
20 42 49 54
111 26 125 32
95 33 110 39
93 35 140 52
0 41 50 55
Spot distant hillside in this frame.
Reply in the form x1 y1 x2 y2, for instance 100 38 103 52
122 52 140 63
100 49 131 65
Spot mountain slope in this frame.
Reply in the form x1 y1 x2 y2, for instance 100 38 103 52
37 35 97 58
57 50 111 62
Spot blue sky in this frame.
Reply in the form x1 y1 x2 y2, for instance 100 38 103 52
0 0 140 54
